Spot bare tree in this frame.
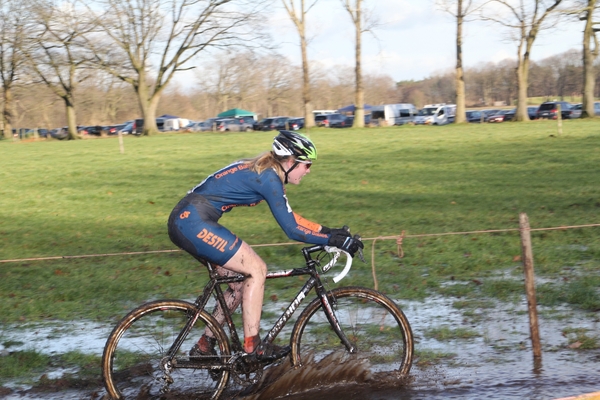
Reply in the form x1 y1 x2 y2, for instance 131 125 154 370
0 0 27 139
21 0 95 140
569 0 600 117
481 0 564 121
281 0 319 128
341 0 365 127
85 0 267 136
437 0 483 123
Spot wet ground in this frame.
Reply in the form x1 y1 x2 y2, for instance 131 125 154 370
1 294 599 399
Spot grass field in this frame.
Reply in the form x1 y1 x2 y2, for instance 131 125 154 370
1 120 599 324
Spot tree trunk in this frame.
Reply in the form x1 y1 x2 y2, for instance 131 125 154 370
455 0 466 124
581 0 597 118
352 1 364 128
65 96 81 140
135 80 159 136
3 86 13 139
301 32 314 128
515 59 530 121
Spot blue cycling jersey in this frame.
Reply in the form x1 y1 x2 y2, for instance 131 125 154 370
190 161 328 244
167 161 329 266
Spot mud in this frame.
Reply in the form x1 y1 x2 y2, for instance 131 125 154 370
1 295 599 399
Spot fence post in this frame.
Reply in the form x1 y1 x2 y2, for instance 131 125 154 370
118 130 125 154
519 213 542 359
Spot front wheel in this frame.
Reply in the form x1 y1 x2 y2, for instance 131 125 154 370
290 287 413 379
102 300 230 399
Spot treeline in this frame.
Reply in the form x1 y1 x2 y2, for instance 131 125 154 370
9 47 591 130
9 52 399 129
398 48 591 107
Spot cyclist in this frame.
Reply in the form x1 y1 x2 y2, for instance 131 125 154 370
168 130 363 362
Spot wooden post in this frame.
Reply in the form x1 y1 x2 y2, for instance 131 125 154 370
519 213 542 359
557 104 562 136
118 130 125 154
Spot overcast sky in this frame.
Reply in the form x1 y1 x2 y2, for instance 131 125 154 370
267 0 583 82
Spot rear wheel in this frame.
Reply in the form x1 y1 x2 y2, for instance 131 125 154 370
102 300 230 399
290 287 413 380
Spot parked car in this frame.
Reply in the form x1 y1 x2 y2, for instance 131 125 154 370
215 118 232 132
329 115 353 128
255 117 289 131
564 103 582 119
182 121 211 132
106 124 125 135
480 109 501 122
595 102 600 116
119 122 133 135
237 116 255 131
414 104 456 125
314 113 346 127
487 110 509 123
314 114 330 127
527 106 539 120
465 110 483 123
217 118 252 132
503 108 516 122
536 101 571 120
287 117 304 130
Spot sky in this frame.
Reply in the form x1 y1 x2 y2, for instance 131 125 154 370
266 0 584 82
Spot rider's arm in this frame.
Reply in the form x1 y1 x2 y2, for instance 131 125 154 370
261 175 329 244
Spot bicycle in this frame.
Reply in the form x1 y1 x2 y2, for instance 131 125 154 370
101 241 414 399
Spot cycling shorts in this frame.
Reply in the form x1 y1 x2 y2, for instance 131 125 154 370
168 193 242 266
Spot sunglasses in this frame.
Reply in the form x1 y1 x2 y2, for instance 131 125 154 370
297 160 312 167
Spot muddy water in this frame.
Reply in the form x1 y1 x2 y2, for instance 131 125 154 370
1 295 599 399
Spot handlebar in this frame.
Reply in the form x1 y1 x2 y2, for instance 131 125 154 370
302 234 365 284
322 247 353 283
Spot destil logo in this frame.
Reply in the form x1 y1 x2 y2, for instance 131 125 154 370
196 228 228 252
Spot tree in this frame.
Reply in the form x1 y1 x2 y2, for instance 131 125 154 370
21 0 95 140
341 0 365 128
437 0 483 123
574 0 600 117
281 0 319 128
482 0 564 121
86 0 267 136
0 0 27 139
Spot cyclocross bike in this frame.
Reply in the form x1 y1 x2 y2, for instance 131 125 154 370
101 240 414 399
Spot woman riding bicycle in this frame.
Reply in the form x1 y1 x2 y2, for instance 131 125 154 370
167 130 363 362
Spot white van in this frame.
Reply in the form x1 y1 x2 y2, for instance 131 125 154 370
370 103 417 126
414 104 456 125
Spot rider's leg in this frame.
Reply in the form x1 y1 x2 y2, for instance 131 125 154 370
202 267 243 338
219 241 267 352
201 242 267 353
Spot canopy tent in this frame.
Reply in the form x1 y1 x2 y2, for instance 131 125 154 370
336 104 373 114
217 108 256 118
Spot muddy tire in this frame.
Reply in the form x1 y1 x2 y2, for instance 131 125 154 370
290 287 413 378
102 300 230 399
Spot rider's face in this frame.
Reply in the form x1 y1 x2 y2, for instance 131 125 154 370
285 159 311 185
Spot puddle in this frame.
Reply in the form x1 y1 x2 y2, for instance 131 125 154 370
0 295 599 399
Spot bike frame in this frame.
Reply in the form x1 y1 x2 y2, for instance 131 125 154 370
166 245 356 365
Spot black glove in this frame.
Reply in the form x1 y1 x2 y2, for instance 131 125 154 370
321 225 350 236
328 232 364 257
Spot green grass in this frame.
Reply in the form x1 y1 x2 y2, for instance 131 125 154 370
1 121 600 323
0 349 101 385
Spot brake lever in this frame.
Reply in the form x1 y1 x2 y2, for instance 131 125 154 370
357 246 366 263
354 234 366 263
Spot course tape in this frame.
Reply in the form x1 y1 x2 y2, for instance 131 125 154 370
1 223 599 264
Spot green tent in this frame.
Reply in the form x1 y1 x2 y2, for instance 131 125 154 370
217 108 256 118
